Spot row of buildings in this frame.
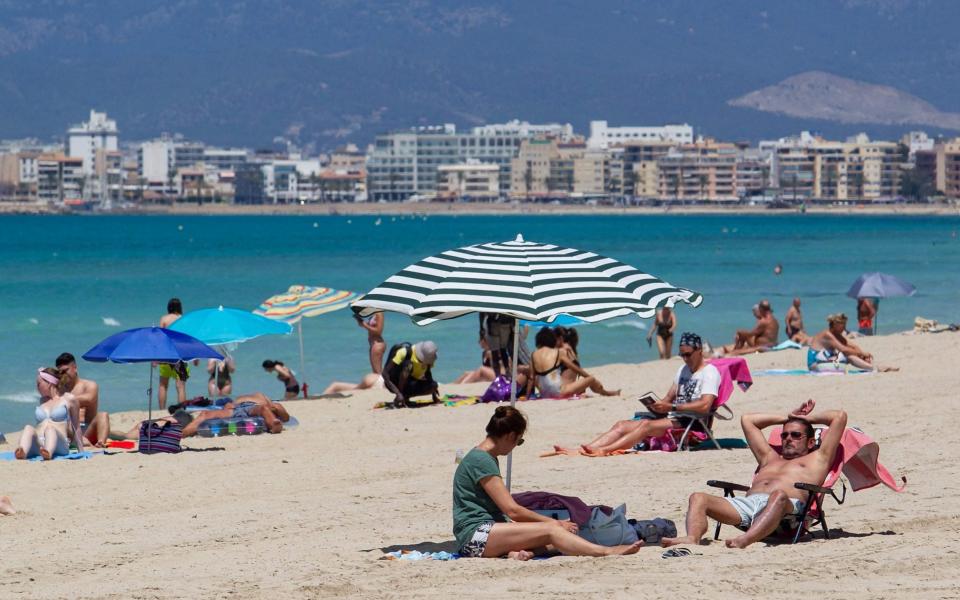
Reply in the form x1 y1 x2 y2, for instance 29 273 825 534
1 111 959 207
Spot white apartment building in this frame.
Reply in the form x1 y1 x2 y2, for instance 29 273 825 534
67 110 119 176
436 161 499 200
366 120 573 201
587 120 693 150
139 138 175 184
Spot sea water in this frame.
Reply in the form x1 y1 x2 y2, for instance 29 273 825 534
1 213 958 432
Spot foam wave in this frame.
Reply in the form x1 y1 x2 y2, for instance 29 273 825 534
102 317 121 327
0 391 39 404
603 320 648 330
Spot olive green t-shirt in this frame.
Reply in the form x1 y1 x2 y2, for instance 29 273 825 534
452 448 506 549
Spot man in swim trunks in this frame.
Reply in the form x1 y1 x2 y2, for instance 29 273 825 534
722 300 780 356
857 297 877 336
784 298 806 343
158 298 189 409
55 352 109 447
662 399 847 549
112 393 289 438
382 341 440 408
808 313 897 372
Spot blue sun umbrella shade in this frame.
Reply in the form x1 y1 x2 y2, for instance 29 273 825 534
169 306 292 346
82 327 224 363
846 272 917 299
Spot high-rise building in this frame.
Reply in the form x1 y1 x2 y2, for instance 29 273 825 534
67 110 119 177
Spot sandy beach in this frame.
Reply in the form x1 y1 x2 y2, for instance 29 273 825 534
2 329 958 599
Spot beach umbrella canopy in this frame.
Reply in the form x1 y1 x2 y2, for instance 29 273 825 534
846 272 917 299
82 326 224 364
353 234 703 488
170 305 292 346
519 314 587 328
254 285 361 395
353 235 702 325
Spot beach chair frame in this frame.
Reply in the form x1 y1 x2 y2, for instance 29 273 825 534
707 479 847 543
669 404 734 451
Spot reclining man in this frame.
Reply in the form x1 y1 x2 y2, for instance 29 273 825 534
551 332 718 457
662 399 847 549
112 393 290 439
721 300 779 356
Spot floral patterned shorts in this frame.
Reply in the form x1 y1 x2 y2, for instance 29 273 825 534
459 521 494 557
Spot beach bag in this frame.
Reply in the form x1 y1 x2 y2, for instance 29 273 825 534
480 376 514 403
138 420 183 454
630 518 678 544
578 504 639 547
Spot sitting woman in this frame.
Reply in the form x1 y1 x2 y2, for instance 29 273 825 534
17 368 85 460
526 328 619 398
207 357 235 397
262 359 300 399
555 326 582 386
453 406 643 559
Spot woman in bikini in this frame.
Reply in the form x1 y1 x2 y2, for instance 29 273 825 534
207 357 235 397
356 312 386 374
646 306 676 359
525 328 619 398
17 368 85 459
262 360 300 399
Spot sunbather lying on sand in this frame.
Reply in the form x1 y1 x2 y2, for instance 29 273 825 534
662 399 846 549
112 393 290 439
547 332 716 457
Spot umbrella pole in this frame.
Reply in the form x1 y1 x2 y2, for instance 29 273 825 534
505 317 521 491
147 362 154 453
298 321 306 397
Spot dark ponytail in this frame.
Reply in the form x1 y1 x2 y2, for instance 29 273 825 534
485 406 527 439
262 359 283 369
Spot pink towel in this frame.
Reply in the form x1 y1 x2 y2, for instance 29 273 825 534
767 427 906 492
707 357 753 409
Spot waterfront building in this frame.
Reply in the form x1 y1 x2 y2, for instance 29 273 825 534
436 160 499 200
67 110 119 177
366 120 573 201
587 120 693 150
916 139 960 200
0 151 39 202
657 139 739 201
36 153 84 205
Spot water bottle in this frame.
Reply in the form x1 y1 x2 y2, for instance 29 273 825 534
455 449 465 464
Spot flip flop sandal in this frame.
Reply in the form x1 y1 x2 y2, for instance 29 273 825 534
661 547 701 559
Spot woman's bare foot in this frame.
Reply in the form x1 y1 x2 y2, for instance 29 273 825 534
878 366 899 372
579 444 606 457
507 550 534 561
14 448 26 460
40 448 52 460
661 536 698 548
0 496 15 515
541 445 577 457
603 540 644 555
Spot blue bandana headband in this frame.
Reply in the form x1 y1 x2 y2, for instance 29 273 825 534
679 332 702 350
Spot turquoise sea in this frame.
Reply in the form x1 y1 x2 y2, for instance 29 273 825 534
1 213 958 433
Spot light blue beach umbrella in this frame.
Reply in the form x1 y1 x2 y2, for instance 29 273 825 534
845 272 916 334
170 306 293 346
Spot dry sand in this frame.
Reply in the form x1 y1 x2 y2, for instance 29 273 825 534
2 330 958 599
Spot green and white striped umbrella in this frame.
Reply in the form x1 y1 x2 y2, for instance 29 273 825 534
353 234 703 324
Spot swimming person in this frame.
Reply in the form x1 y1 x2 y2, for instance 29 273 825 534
646 306 677 359
17 368 85 460
526 328 619 398
262 360 300 399
452 406 643 559
158 297 188 410
356 312 386 375
207 357 235 397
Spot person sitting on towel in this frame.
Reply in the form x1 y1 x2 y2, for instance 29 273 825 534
111 393 290 438
453 406 643 560
526 327 619 400
382 341 440 408
661 400 846 549
809 313 897 372
553 332 717 457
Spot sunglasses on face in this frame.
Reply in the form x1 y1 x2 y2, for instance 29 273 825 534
780 431 806 440
516 437 525 446
679 350 698 358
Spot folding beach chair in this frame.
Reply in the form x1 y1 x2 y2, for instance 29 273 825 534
636 357 753 451
707 426 904 543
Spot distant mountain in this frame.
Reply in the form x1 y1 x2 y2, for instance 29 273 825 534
729 71 960 131
0 1 959 148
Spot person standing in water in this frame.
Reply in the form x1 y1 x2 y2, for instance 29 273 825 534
356 312 386 374
262 360 300 399
646 306 677 359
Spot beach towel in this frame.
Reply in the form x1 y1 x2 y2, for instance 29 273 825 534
766 340 804 351
707 357 753 408
756 369 872 377
766 427 906 492
381 550 459 561
0 450 100 462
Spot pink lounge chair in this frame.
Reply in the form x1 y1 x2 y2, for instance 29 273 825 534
709 426 905 543
665 357 753 451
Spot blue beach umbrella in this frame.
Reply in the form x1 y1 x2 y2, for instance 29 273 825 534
846 272 916 334
169 306 292 346
83 327 224 436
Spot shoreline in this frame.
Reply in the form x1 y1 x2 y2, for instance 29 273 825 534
2 201 959 217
